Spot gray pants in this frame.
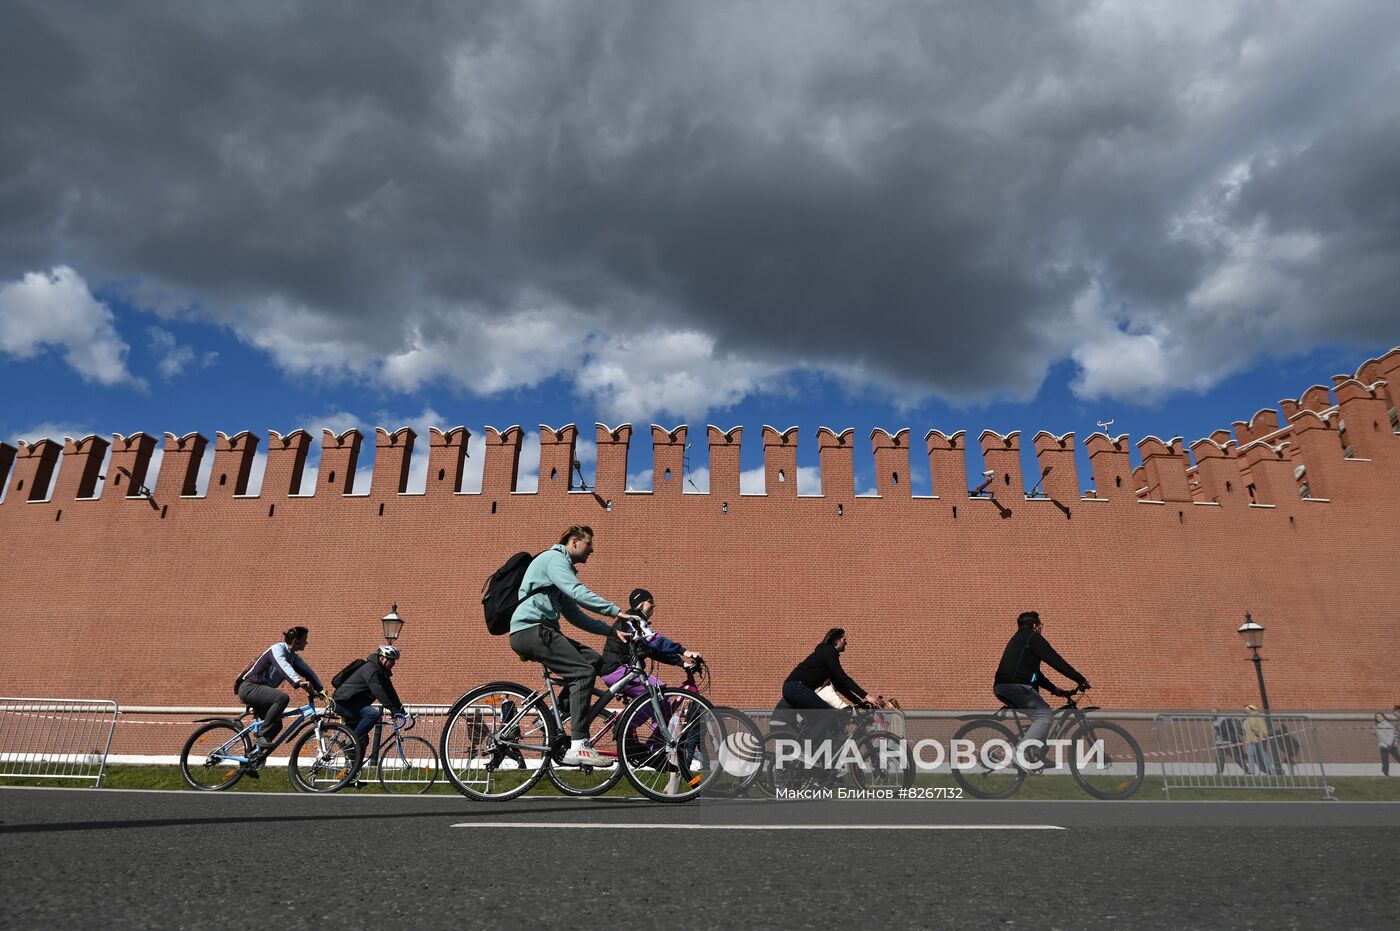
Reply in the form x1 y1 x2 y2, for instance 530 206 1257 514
510 625 601 740
994 683 1053 747
237 682 289 742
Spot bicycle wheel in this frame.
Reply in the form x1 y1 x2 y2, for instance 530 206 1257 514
377 735 439 794
288 722 359 793
754 729 809 797
706 707 766 797
1069 720 1145 799
440 682 552 801
617 688 725 803
546 704 625 797
852 729 915 790
180 720 250 791
949 719 1025 800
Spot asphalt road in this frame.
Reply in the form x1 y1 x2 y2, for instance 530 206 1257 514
3 787 1398 929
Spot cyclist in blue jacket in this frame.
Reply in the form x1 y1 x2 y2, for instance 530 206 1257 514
599 589 701 726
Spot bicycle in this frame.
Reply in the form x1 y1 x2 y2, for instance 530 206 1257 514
602 653 765 799
550 653 764 799
755 702 914 796
352 710 440 794
179 692 358 792
691 666 764 798
950 688 1145 799
439 633 726 803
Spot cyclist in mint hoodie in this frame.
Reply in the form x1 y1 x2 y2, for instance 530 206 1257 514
509 525 641 768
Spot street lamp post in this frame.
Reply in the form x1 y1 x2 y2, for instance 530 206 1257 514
381 603 405 644
1236 614 1269 711
1236 613 1281 774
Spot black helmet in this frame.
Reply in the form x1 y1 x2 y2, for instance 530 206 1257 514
1016 612 1041 628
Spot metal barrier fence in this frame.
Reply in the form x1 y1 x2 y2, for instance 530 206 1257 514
0 697 121 787
104 703 452 766
1152 714 1334 799
32 702 1388 789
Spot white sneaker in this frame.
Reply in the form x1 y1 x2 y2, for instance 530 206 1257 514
562 744 612 767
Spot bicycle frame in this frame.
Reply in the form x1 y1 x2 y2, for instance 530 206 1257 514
196 700 331 765
986 697 1101 747
361 712 414 768
489 644 692 756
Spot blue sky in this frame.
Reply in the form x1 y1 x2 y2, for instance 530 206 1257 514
2 2 1398 499
1 281 1387 499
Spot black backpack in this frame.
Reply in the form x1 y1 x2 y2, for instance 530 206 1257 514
331 657 367 688
482 551 554 635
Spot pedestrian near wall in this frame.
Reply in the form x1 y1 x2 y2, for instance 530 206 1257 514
1376 713 1399 776
1211 708 1247 774
1242 704 1276 776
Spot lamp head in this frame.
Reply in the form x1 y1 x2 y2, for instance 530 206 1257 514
381 603 405 643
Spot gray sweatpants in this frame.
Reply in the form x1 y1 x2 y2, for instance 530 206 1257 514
237 681 290 742
510 625 601 740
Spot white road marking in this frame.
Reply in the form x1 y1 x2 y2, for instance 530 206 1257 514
452 821 1065 830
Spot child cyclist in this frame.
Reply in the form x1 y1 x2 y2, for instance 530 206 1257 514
598 588 702 706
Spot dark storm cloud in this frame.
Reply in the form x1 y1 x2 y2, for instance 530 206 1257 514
2 0 1397 410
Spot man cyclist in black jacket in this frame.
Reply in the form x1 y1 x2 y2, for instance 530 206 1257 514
993 612 1090 762
333 645 407 780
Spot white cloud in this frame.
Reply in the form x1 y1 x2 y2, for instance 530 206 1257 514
737 464 821 495
460 431 487 493
1071 327 1175 401
242 451 269 496
148 326 218 379
0 267 144 389
6 421 96 446
232 298 382 380
380 301 581 396
683 465 709 494
573 330 786 424
515 430 541 493
1069 165 1333 404
297 410 364 439
6 3 1400 419
625 468 652 493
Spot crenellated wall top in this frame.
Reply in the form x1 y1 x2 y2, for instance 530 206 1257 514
4 347 1398 512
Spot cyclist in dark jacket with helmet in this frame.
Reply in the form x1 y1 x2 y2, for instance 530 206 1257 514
333 645 407 775
993 612 1090 758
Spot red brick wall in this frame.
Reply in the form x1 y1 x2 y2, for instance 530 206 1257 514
2 350 1398 712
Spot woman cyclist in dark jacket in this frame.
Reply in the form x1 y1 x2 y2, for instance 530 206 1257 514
776 628 878 740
